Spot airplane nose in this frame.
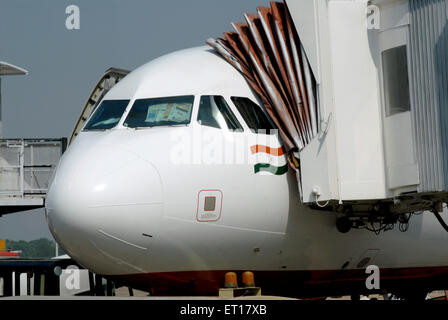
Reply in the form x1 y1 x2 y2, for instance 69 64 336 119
45 145 163 273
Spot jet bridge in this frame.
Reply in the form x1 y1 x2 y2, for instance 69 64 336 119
209 0 448 233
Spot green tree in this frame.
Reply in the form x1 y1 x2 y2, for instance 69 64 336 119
5 238 58 258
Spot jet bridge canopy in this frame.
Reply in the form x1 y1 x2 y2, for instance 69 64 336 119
0 62 66 216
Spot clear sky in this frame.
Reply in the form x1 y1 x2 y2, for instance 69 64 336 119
0 0 271 241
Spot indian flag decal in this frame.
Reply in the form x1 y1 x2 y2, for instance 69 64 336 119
250 145 288 175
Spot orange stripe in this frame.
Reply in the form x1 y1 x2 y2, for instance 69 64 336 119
250 145 284 156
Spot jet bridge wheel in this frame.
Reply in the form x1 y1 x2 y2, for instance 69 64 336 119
313 196 448 234
336 216 352 234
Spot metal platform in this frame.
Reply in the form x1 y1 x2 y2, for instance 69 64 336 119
0 138 66 216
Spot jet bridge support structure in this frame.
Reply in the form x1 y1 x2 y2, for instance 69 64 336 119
0 138 66 216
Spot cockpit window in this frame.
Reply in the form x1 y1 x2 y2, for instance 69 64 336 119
231 97 275 134
83 100 130 131
123 95 194 128
197 96 243 131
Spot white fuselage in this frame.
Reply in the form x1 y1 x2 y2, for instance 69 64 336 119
45 47 448 295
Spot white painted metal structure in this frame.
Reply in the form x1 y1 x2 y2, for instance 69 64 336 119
288 0 397 202
407 0 448 193
287 0 448 215
46 46 448 297
0 139 66 215
0 62 28 76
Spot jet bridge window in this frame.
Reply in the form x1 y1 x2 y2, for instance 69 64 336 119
231 97 275 134
83 100 130 131
197 96 243 131
382 45 411 117
123 95 194 128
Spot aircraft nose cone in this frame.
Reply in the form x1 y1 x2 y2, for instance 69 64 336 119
45 145 163 272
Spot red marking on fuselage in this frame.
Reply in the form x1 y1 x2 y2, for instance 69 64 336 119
108 266 448 298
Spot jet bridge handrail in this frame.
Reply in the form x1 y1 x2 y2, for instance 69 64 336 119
0 138 66 196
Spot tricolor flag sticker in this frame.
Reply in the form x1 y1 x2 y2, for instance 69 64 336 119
250 145 288 175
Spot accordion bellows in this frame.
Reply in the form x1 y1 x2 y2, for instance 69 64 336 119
207 1 319 163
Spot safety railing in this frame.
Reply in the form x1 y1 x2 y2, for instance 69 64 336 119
0 139 66 197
